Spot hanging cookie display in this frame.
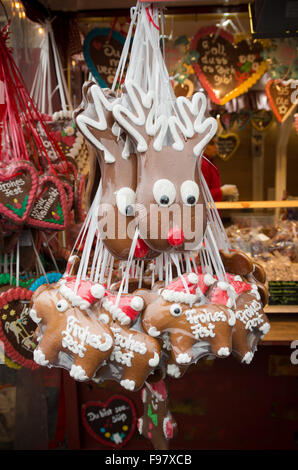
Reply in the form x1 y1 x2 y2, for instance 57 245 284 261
251 109 273 131
217 133 240 161
236 109 252 131
83 28 126 87
190 25 267 105
81 395 137 448
0 287 39 369
138 380 177 450
261 38 298 80
265 79 298 123
26 175 69 231
0 161 38 226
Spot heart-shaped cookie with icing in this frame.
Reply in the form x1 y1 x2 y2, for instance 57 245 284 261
0 161 38 225
27 175 69 230
251 109 273 131
0 287 39 369
191 26 267 105
236 109 252 130
217 133 240 161
265 79 297 123
81 396 137 448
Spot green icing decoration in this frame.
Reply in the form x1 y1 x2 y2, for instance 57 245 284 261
44 202 64 225
0 273 35 287
6 195 28 218
147 404 158 426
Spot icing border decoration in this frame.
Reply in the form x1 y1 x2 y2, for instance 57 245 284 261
83 28 126 88
190 26 267 105
0 287 39 370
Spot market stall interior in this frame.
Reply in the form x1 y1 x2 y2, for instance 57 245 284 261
0 0 297 451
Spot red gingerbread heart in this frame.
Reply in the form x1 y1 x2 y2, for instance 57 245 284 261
191 26 266 105
0 161 38 225
81 396 137 448
27 175 69 230
0 287 39 369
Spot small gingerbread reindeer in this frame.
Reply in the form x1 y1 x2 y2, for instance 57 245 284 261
30 278 114 381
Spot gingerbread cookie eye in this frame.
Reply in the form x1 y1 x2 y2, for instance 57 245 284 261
56 299 69 312
180 180 199 206
153 179 176 207
116 187 136 216
170 304 182 317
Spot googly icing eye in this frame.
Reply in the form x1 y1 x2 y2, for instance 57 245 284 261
56 299 69 312
170 303 182 316
153 179 176 207
180 180 199 206
116 187 136 216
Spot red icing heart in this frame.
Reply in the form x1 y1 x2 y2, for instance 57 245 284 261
27 175 69 230
0 287 39 369
191 26 266 105
93 40 102 50
0 161 38 225
62 135 76 147
81 396 137 448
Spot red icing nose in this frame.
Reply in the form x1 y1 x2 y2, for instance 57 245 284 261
168 227 184 246
134 238 149 258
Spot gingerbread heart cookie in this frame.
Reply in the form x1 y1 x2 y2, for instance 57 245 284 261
191 26 267 105
0 161 38 225
27 175 69 230
0 287 38 369
217 133 240 161
81 396 137 448
251 109 273 131
265 79 297 123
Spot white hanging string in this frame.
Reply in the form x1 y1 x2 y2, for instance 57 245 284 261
42 233 60 272
31 20 72 114
30 232 49 283
170 253 190 293
115 228 139 307
9 253 13 285
74 184 102 292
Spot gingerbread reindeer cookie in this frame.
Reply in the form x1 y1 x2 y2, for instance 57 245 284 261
138 273 235 365
112 81 217 253
74 81 152 260
30 278 114 381
232 291 270 364
95 293 161 391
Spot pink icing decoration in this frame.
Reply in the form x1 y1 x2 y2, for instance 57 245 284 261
105 293 142 322
226 273 252 295
165 419 174 439
209 286 230 306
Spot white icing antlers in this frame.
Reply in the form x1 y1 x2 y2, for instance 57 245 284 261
75 83 120 163
112 79 217 156
113 80 168 153
169 93 218 157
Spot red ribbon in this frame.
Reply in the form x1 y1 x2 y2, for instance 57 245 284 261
145 7 160 30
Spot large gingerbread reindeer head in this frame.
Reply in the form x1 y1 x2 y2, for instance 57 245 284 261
74 81 147 260
112 81 217 253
